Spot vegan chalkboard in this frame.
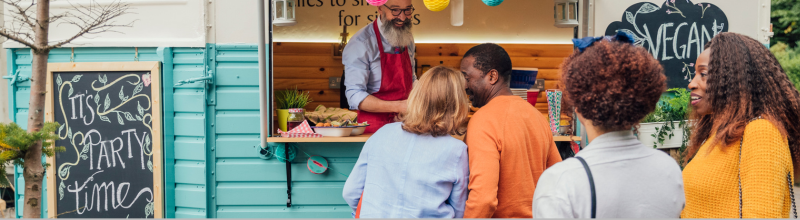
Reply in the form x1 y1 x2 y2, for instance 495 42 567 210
45 62 163 218
604 0 728 89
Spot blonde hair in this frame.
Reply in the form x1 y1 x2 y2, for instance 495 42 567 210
401 66 470 137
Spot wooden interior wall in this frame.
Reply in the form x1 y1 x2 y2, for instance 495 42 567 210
272 42 573 121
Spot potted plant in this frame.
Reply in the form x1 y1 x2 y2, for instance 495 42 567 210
638 88 691 155
275 87 313 132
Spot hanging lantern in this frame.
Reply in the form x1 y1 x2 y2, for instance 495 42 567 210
554 0 579 28
451 0 463 26
366 0 388 6
424 0 449 12
273 0 297 26
482 0 503 7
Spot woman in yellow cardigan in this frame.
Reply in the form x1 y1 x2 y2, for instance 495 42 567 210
681 32 800 218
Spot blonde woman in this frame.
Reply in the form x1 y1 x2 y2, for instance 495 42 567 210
343 66 471 218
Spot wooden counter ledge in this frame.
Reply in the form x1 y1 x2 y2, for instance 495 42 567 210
267 134 580 143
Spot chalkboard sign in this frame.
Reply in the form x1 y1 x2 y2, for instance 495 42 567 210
604 0 728 88
45 62 163 218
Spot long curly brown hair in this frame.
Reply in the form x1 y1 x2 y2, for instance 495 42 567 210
561 40 666 131
686 33 800 172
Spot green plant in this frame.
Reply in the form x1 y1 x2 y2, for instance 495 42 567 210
276 87 313 109
0 122 65 186
770 42 800 92
641 88 691 167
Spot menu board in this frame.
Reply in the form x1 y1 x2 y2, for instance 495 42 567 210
45 62 162 218
602 0 729 88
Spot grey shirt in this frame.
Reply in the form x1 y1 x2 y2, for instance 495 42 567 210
532 130 685 218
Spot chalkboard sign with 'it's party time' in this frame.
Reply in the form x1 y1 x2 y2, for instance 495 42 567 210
45 62 163 218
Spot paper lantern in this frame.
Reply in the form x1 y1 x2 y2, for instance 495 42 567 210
366 0 388 6
424 0 449 12
307 155 328 174
482 0 503 7
554 0 579 28
273 0 297 26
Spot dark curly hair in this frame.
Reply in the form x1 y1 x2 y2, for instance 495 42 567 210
561 40 667 131
463 43 513 82
686 33 800 171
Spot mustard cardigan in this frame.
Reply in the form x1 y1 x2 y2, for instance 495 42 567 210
681 119 794 218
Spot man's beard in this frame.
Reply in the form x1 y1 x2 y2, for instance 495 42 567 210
381 16 414 48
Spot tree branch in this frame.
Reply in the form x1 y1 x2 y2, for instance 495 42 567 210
45 0 133 50
0 28 37 49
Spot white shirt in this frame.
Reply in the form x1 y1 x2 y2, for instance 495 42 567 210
532 130 685 218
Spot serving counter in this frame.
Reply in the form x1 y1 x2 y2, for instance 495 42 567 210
267 134 580 143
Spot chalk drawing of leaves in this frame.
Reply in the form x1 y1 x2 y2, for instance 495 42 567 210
145 134 151 148
637 3 660 14
137 101 144 116
81 143 90 154
104 94 111 111
144 202 154 217
94 91 100 104
58 181 65 200
80 154 88 160
136 115 143 121
56 75 63 86
99 115 111 123
147 160 153 172
132 82 143 96
100 74 108 84
123 112 136 121
58 124 65 136
71 75 82 82
67 127 72 138
58 166 70 179
625 11 635 24
116 112 125 125
119 86 126 101
68 86 73 97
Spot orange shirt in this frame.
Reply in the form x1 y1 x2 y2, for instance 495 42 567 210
464 95 562 218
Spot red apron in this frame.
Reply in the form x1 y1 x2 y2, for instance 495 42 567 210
358 21 413 133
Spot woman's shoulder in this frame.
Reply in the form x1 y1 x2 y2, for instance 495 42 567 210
744 119 785 142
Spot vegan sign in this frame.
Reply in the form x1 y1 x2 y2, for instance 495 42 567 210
605 0 728 88
52 71 158 218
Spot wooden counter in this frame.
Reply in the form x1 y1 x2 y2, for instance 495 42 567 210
266 134 580 143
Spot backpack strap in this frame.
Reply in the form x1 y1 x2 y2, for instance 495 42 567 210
575 156 596 218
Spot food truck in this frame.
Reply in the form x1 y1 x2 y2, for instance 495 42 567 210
2 0 770 218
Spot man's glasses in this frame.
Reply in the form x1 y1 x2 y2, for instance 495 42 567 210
383 5 415 16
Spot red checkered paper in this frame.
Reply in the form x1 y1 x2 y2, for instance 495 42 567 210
278 120 323 138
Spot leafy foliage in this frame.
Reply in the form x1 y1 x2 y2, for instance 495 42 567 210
275 87 313 109
0 122 65 187
770 42 800 92
771 0 800 48
641 88 691 168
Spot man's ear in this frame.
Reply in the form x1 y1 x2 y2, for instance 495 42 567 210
486 69 500 85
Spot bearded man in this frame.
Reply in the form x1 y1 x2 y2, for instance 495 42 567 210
342 0 416 133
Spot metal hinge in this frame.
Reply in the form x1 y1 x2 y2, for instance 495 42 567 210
174 67 214 87
2 70 30 84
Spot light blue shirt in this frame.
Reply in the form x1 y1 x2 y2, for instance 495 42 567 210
342 17 416 110
342 123 469 218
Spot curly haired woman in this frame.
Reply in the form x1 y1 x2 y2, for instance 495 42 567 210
532 33 685 218
681 33 800 218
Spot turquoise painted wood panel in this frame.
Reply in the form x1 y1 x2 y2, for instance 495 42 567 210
215 206 352 218
215 135 259 158
174 113 205 136
175 207 207 218
173 89 205 112
215 111 259 134
14 87 29 108
215 87 259 110
216 160 355 182
216 182 346 206
174 137 206 161
174 184 207 209
215 62 258 86
174 161 206 185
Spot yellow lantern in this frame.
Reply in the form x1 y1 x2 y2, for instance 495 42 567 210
424 0 449 12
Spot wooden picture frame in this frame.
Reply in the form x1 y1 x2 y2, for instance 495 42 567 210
44 62 163 218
